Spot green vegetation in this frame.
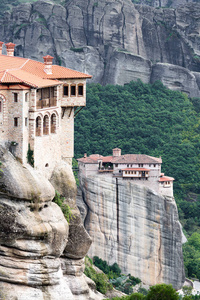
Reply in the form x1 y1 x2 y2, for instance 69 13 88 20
74 80 200 279
146 284 179 300
53 191 74 223
91 256 141 295
183 232 200 280
93 256 122 278
84 256 113 294
27 144 34 167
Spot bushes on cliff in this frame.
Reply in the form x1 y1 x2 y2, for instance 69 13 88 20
53 191 74 223
93 256 121 278
84 257 113 294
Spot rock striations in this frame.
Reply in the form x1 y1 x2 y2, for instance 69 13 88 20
0 0 200 95
0 145 104 300
77 173 185 290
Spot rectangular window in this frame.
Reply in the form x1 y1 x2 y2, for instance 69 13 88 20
14 117 18 127
78 85 83 96
63 85 69 96
71 85 76 96
14 93 18 102
25 118 28 127
115 164 118 167
0 101 1 112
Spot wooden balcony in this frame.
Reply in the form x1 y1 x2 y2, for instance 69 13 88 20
36 98 57 109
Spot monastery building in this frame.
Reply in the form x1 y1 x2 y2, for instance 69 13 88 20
0 42 91 177
78 148 174 197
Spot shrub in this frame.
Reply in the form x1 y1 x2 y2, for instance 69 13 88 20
53 191 74 223
146 284 179 300
129 293 146 300
84 264 112 294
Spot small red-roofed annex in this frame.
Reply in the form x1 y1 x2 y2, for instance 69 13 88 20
0 42 91 177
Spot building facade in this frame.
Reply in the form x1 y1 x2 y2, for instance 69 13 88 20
0 42 91 178
78 148 174 197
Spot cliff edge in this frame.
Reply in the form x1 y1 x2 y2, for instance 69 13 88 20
77 173 185 290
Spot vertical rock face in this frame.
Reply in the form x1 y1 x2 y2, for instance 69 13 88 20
78 174 185 290
0 1 200 94
0 146 103 300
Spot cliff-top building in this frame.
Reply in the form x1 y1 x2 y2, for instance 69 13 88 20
0 42 91 177
78 148 174 197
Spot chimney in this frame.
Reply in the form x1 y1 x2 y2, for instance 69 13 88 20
5 42 15 56
43 55 54 75
84 153 87 158
112 148 121 157
0 42 4 55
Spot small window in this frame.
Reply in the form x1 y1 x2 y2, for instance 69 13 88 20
71 85 76 96
14 117 18 127
25 93 29 102
25 118 28 127
78 85 83 96
63 85 69 96
127 164 129 167
0 100 1 113
115 164 118 167
14 93 18 102
154 164 156 167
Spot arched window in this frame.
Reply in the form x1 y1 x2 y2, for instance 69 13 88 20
51 113 56 133
43 115 49 135
36 116 42 136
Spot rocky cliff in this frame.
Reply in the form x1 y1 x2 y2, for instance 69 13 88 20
77 174 185 290
0 145 104 300
0 0 200 96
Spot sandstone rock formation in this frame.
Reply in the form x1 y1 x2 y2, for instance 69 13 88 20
77 173 185 290
0 145 104 300
0 0 200 95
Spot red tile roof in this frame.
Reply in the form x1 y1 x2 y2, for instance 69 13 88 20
102 156 113 163
111 154 162 164
0 54 92 88
77 157 99 164
78 153 162 165
159 176 174 182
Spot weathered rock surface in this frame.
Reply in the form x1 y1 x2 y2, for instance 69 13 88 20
150 63 200 97
0 0 200 95
77 174 185 290
0 146 103 300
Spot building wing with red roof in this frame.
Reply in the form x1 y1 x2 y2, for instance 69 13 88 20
0 42 92 177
